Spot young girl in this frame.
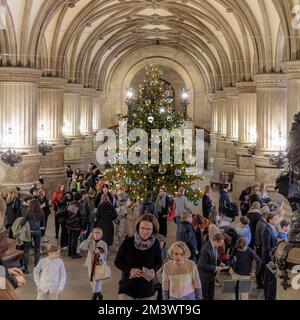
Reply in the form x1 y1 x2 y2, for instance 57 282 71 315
80 227 108 300
33 244 66 300
162 241 202 300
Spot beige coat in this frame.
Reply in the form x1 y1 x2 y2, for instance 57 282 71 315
124 204 139 237
79 239 108 281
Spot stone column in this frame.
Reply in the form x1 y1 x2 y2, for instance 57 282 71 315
80 88 96 168
207 94 218 172
282 61 300 134
63 84 84 170
92 91 102 151
223 87 238 173
213 91 227 180
0 68 41 190
38 77 66 192
233 82 257 200
254 74 287 188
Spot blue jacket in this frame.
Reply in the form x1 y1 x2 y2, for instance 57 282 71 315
240 225 252 246
177 221 198 262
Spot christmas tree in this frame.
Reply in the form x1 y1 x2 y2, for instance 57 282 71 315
104 66 202 202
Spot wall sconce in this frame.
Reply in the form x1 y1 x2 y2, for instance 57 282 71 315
0 128 28 166
245 144 256 156
38 125 55 156
62 123 73 146
266 151 287 168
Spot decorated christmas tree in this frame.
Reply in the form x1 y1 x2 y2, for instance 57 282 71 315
104 66 202 202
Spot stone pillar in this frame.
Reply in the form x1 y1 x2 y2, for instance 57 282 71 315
0 68 41 190
233 82 257 200
63 84 84 170
92 91 102 151
282 61 300 134
80 88 96 168
38 77 66 193
254 74 287 188
213 91 227 180
207 94 218 172
223 87 238 173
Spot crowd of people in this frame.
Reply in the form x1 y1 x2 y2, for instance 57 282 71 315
0 163 292 301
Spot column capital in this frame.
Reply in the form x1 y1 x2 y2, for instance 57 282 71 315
64 83 83 94
81 88 96 97
224 87 239 97
0 67 42 83
207 93 218 103
235 81 256 93
281 60 300 75
215 90 226 99
39 77 66 90
253 73 287 90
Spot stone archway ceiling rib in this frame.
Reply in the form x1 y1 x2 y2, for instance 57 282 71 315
1 0 298 92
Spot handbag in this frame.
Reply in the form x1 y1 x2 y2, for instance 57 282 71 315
94 262 112 281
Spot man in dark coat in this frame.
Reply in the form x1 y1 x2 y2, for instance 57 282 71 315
198 233 228 300
177 212 198 262
219 183 237 220
140 192 158 218
262 212 278 300
65 192 86 258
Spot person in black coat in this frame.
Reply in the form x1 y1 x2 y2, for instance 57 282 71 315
5 188 21 238
95 185 115 208
202 185 213 219
65 192 86 258
96 193 118 248
192 214 204 262
249 186 263 207
21 199 45 273
239 187 251 216
219 183 238 220
197 233 228 300
262 212 278 300
39 189 51 237
254 208 269 289
177 211 198 262
155 188 170 237
140 192 158 218
115 214 162 300
246 201 262 249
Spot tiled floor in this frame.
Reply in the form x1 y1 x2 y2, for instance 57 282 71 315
16 177 265 300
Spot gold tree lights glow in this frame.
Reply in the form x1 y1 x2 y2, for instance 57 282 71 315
104 66 202 201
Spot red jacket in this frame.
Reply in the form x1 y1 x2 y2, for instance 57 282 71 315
52 191 64 209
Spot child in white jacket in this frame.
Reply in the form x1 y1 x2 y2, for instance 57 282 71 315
33 244 66 300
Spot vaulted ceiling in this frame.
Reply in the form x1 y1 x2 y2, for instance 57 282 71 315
0 0 299 93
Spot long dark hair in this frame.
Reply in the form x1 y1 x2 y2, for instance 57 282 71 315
27 199 42 217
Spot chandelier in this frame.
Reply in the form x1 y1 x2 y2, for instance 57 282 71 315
245 144 256 156
38 125 55 156
0 128 28 166
266 150 287 169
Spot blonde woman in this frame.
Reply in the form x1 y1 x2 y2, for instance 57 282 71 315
80 228 108 300
5 187 21 238
162 241 202 300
